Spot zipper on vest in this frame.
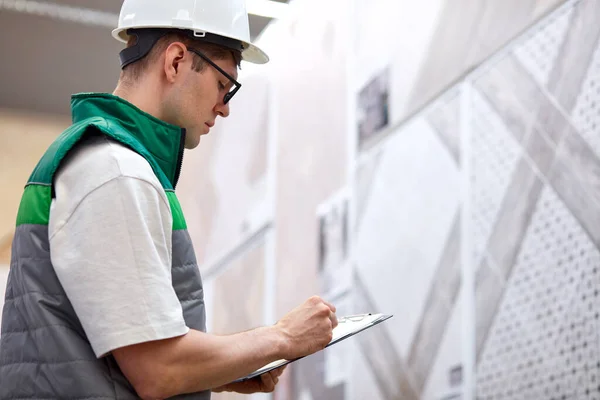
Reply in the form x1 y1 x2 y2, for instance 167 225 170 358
173 128 186 189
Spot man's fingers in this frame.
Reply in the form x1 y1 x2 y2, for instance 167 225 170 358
260 371 276 392
321 299 338 329
322 299 336 313
330 310 339 329
269 370 280 386
273 365 287 377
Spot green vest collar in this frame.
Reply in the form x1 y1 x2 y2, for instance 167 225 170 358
70 93 186 189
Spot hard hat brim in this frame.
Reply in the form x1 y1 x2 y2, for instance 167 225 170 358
112 27 269 64
242 43 269 64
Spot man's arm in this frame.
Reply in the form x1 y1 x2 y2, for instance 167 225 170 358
113 296 337 399
49 139 337 398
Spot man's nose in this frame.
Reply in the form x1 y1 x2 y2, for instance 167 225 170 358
215 100 230 118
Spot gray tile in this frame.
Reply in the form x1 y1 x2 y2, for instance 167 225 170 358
474 158 544 361
426 211 462 306
535 96 575 145
547 0 600 112
294 351 345 400
355 151 383 232
407 295 454 391
464 0 539 67
408 0 540 120
470 87 524 265
549 131 600 247
533 0 567 19
407 210 461 390
532 0 600 146
426 92 461 164
407 0 486 118
473 50 574 148
474 54 548 144
356 330 419 400
475 258 507 360
474 256 506 289
570 42 600 157
525 126 558 175
485 159 544 278
475 19 594 148
353 272 420 400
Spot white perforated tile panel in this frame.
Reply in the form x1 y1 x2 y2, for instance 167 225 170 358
514 6 574 86
476 185 600 400
470 88 522 266
572 40 600 159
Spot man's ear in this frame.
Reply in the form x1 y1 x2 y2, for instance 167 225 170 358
163 42 188 83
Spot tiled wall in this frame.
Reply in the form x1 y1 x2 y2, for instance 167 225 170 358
348 1 600 399
470 1 600 398
194 1 600 399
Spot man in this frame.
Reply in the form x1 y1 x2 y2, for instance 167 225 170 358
0 0 338 398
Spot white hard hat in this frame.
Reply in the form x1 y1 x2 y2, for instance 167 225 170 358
112 0 269 65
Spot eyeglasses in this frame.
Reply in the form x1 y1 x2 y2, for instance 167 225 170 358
187 47 241 105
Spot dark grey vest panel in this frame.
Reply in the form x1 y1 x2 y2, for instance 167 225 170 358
167 229 210 400
0 224 210 400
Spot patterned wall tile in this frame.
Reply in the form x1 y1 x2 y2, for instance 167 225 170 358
476 185 600 400
514 6 573 86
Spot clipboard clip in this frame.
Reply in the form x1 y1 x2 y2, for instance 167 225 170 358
338 313 372 323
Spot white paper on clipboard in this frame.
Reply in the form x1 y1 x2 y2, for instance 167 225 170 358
233 313 393 383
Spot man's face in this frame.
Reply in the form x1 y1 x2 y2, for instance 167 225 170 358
165 49 239 149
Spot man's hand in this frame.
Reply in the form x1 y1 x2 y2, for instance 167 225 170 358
275 295 338 360
212 366 287 394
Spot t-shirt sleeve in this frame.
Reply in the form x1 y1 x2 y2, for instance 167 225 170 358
49 173 189 358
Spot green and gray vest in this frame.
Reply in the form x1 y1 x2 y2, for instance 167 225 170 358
0 93 210 399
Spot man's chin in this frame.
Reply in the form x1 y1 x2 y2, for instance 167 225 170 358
184 134 201 149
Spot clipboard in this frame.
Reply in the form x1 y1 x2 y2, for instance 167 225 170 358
233 313 393 383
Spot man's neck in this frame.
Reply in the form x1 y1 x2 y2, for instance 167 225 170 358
113 80 163 121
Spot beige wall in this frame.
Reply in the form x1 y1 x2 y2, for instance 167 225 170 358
0 108 69 264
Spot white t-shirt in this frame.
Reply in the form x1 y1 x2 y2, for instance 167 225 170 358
49 134 189 358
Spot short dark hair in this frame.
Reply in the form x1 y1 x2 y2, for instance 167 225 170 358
120 30 243 83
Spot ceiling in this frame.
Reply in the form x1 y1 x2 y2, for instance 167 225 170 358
0 0 285 116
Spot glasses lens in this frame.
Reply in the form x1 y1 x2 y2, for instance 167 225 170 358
224 84 240 104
